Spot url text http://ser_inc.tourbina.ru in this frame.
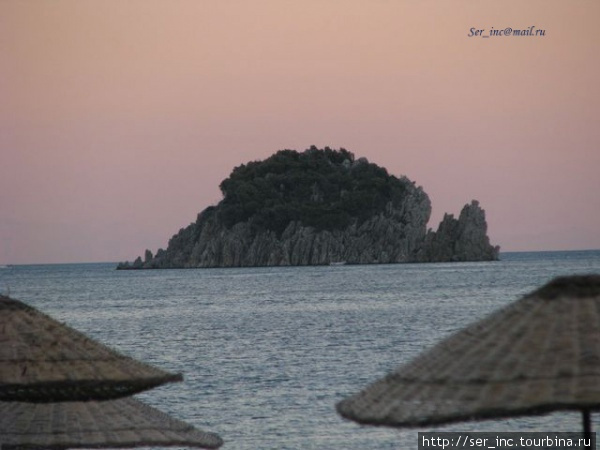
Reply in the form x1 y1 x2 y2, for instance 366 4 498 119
418 432 595 450
468 26 546 38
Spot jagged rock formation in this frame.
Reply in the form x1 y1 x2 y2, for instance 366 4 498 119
414 200 500 262
118 147 499 269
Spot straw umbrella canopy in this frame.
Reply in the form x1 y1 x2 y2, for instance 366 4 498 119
336 275 600 435
0 396 223 449
0 295 182 402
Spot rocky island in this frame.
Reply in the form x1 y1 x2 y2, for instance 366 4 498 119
118 147 499 269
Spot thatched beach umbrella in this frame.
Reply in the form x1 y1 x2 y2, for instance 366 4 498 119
0 295 182 402
337 275 600 438
0 397 223 449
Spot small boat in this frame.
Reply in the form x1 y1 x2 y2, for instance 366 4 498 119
329 261 346 266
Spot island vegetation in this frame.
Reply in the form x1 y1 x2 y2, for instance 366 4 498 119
218 146 410 234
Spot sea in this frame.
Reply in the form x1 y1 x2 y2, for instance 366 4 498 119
1 250 600 450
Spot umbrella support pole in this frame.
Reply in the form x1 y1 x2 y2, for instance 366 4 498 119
582 410 593 449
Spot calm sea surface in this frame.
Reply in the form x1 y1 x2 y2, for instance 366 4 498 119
2 251 600 449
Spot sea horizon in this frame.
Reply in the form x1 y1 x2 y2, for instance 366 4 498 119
3 248 600 268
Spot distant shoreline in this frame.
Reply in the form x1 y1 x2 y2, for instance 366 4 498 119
3 249 600 268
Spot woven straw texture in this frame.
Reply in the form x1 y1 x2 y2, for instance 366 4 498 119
0 296 182 402
337 275 600 427
0 397 223 449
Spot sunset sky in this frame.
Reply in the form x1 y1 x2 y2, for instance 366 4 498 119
1 1 599 265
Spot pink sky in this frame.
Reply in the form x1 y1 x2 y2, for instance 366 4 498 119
1 1 599 264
